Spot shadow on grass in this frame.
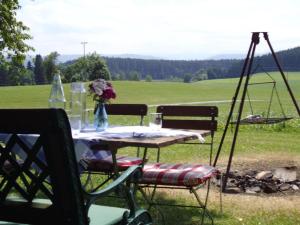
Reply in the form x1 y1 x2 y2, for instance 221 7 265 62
94 190 227 225
139 192 226 225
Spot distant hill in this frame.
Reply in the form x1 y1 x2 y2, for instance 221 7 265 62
103 54 160 60
56 53 160 63
25 54 82 64
227 46 300 77
103 57 239 80
57 54 81 63
102 47 300 80
59 46 300 81
208 53 245 60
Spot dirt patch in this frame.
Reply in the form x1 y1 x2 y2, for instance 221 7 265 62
215 154 300 196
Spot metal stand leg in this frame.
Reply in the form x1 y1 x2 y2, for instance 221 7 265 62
213 32 300 192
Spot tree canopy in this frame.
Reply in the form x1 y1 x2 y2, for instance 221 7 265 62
60 53 111 82
0 0 33 64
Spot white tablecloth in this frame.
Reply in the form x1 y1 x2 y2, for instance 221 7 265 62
0 126 204 163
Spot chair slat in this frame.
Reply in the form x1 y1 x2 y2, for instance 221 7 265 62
162 119 217 131
105 104 148 116
157 105 218 117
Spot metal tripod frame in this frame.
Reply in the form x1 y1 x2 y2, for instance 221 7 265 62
213 32 300 191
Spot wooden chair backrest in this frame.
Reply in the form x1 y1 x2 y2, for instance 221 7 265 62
105 104 148 125
157 105 218 132
105 103 148 116
0 108 88 225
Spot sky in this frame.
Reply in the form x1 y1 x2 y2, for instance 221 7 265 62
18 0 300 60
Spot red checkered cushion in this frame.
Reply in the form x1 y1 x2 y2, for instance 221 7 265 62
86 155 144 172
141 163 218 187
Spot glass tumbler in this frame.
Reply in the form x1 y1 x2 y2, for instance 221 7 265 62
149 113 162 129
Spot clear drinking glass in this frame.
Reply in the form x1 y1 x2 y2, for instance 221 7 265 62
69 82 86 132
149 113 162 129
81 108 95 132
69 114 81 134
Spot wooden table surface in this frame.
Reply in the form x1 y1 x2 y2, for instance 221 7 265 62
97 129 211 150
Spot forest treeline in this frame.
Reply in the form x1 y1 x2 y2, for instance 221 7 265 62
104 46 300 80
0 46 299 86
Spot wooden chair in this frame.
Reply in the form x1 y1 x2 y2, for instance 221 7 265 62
82 104 148 190
139 105 219 225
0 108 152 225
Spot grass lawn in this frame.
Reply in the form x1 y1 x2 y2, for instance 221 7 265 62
0 72 299 224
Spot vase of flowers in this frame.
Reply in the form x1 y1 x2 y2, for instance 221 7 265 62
88 79 116 131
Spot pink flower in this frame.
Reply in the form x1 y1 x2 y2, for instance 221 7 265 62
102 88 116 100
89 79 116 103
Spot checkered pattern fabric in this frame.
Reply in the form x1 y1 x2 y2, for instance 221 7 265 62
85 152 144 172
141 163 218 187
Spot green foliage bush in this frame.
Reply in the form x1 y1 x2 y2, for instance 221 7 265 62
60 53 111 82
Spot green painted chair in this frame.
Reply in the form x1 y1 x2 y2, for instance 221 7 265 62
0 108 152 225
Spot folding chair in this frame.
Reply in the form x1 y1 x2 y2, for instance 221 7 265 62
0 108 152 225
139 105 219 225
82 103 148 190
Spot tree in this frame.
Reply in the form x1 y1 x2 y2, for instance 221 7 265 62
128 71 140 81
61 53 111 82
0 0 33 65
34 54 46 84
145 74 152 82
0 64 8 86
111 73 120 81
26 60 33 71
89 58 110 80
193 69 208 81
183 73 192 83
7 58 33 85
43 52 59 83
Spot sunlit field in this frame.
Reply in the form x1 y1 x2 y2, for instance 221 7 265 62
0 72 299 224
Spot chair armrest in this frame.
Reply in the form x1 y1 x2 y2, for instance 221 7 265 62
83 165 142 210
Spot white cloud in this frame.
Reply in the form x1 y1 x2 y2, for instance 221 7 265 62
18 0 300 59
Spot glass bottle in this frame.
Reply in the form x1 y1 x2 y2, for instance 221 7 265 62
48 71 66 109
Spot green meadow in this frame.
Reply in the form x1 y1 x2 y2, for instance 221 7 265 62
1 72 299 120
0 72 300 225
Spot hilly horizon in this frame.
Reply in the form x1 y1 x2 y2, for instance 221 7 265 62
26 52 246 64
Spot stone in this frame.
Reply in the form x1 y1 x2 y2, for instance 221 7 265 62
228 171 236 178
224 187 242 194
212 177 221 187
255 171 273 180
245 189 256 194
217 168 300 195
245 175 253 180
273 167 297 182
245 186 261 194
230 178 236 183
248 178 257 183
263 183 277 193
243 170 257 177
279 183 290 191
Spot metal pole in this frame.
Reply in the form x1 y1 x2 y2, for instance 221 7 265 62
214 32 299 192
221 32 260 191
263 32 300 116
213 35 255 167
81 41 88 58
